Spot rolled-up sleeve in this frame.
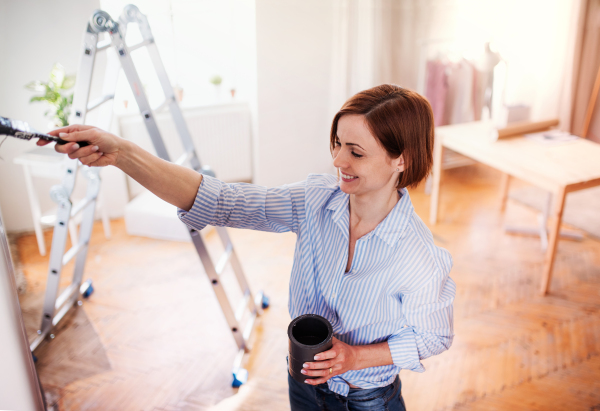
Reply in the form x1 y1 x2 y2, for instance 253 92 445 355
177 174 306 234
387 269 456 372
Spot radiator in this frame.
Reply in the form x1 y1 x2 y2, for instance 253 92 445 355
118 102 253 195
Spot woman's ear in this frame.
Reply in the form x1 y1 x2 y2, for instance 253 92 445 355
395 154 405 173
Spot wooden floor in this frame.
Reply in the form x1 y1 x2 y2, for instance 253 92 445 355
14 163 600 411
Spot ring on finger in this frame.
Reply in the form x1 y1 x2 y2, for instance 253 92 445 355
329 367 332 375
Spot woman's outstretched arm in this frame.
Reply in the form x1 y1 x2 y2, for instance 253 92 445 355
41 125 202 211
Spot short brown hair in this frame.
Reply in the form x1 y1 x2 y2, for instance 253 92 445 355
330 84 434 189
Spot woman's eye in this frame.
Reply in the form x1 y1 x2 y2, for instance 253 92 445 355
351 152 362 158
335 140 341 146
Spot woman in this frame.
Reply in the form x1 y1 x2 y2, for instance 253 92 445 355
41 84 455 410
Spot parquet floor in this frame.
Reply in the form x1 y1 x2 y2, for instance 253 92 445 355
14 163 600 410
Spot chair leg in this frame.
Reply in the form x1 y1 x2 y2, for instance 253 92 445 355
97 187 111 239
23 164 46 256
499 173 510 212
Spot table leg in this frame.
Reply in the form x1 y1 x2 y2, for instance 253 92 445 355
499 173 510 212
540 187 566 295
429 136 444 225
22 164 46 256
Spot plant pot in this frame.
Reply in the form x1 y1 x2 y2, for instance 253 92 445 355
173 86 184 103
287 314 333 383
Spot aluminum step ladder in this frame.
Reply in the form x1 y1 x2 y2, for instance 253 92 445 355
71 5 266 387
28 16 122 352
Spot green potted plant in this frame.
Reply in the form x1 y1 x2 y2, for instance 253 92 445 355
209 74 223 103
25 63 76 127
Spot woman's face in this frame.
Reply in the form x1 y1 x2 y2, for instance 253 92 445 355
332 114 404 197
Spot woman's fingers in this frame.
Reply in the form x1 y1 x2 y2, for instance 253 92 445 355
303 360 339 370
302 359 342 375
302 364 340 377
58 129 97 145
44 125 120 168
302 337 357 384
38 125 96 150
304 359 344 384
78 151 104 166
55 141 80 154
68 144 99 160
302 352 345 380
304 364 343 385
47 124 95 136
314 348 337 361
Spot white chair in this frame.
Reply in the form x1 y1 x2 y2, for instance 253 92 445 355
13 146 111 256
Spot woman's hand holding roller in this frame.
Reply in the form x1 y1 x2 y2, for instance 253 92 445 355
38 124 122 167
38 125 203 211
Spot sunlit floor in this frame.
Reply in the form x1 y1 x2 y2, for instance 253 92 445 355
14 163 600 410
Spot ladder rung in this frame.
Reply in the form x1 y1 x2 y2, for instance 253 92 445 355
128 38 154 52
153 97 172 113
87 94 115 112
96 40 112 51
71 196 95 217
52 301 71 326
242 311 257 342
254 290 264 311
62 242 84 266
215 244 234 275
233 348 246 369
175 149 194 166
235 292 251 322
55 283 78 310
30 334 44 352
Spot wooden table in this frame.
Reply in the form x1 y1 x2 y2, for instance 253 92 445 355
429 121 600 295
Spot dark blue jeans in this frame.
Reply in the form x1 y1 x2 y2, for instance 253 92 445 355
288 371 407 411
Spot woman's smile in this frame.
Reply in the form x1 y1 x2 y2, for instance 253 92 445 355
340 172 358 182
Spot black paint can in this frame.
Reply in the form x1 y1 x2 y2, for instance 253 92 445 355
287 314 333 383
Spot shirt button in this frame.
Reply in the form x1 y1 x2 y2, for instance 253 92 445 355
332 293 337 299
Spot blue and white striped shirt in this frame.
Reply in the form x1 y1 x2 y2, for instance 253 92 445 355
178 173 455 396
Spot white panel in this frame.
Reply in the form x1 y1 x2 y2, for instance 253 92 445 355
0 207 45 410
184 105 253 182
119 103 253 240
118 102 252 200
124 191 190 242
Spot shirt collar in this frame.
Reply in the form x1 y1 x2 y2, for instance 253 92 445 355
326 187 413 247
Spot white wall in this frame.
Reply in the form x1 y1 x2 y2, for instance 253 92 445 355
254 0 336 187
99 0 258 112
2 0 579 231
0 0 135 233
0 0 259 233
0 205 45 410
417 0 581 126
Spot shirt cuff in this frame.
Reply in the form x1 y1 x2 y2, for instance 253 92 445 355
177 174 222 231
327 377 350 396
387 327 426 372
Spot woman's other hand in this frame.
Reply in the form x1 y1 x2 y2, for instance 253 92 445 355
37 124 123 167
301 337 358 385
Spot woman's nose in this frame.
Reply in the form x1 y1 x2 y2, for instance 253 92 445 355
332 148 347 169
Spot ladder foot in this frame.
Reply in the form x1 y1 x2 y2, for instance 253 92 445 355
232 368 248 388
80 279 94 298
200 165 216 177
261 293 270 310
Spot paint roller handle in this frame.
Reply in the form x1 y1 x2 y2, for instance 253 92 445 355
55 136 89 147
